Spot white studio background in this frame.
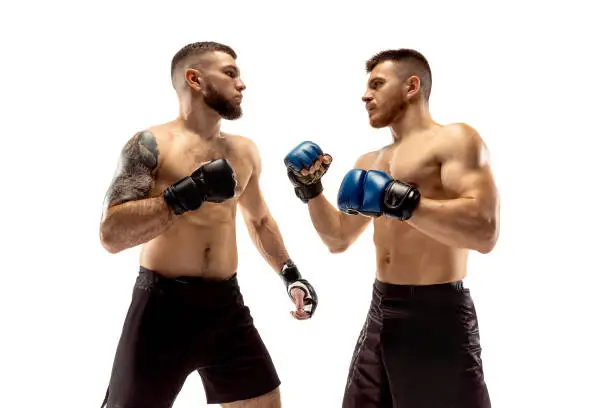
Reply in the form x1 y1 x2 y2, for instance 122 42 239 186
1 1 611 407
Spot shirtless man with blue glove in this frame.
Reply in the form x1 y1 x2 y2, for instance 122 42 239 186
284 48 500 408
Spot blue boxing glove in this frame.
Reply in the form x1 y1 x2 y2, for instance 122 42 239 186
284 141 332 203
337 169 421 220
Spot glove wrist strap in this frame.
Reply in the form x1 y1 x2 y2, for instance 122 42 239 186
287 170 323 203
382 181 421 220
163 176 203 215
294 181 323 203
280 259 302 286
163 185 186 215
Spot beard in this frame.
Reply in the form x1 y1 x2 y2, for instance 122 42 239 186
202 83 242 120
369 95 407 128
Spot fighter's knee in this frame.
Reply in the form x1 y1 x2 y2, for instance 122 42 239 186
257 387 281 407
221 387 281 408
260 386 281 400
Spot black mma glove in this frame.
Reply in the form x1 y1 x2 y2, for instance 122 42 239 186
280 259 318 317
284 141 332 203
163 158 237 215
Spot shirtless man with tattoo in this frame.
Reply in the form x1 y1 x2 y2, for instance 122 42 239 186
98 41 317 408
284 48 500 408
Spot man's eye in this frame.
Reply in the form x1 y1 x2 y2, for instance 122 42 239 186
226 71 236 78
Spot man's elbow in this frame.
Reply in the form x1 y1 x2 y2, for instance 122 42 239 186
100 234 122 254
475 217 499 254
326 236 351 254
99 222 123 254
248 213 271 232
328 243 349 254
475 239 496 254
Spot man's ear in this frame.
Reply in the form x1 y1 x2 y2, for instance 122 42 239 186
405 75 421 99
185 68 202 91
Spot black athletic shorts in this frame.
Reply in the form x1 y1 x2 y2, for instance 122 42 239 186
342 279 491 408
100 267 280 407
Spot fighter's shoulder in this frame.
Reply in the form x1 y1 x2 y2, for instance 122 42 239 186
438 123 486 159
117 128 157 170
223 133 261 166
120 123 173 169
223 133 259 154
354 150 383 169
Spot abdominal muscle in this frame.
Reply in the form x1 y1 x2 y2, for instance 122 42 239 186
139 203 239 279
374 218 468 285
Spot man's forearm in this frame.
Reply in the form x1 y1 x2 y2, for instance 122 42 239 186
100 196 174 253
408 197 498 253
245 215 290 272
307 194 350 252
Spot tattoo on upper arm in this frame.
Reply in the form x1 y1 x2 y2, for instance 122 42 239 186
103 130 159 208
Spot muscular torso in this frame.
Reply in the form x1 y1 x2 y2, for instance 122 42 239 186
140 123 254 279
364 127 468 285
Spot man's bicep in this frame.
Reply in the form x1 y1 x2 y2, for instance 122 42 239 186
103 130 160 209
237 172 269 223
238 138 270 222
440 127 497 200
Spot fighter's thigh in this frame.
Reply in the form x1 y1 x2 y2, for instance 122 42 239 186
197 306 281 404
106 371 188 408
221 387 281 408
386 352 486 401
381 319 490 407
342 317 392 408
107 334 188 408
104 286 191 407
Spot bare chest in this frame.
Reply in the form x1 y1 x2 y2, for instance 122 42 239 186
156 136 252 199
370 141 443 198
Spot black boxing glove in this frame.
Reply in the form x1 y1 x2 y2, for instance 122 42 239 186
280 259 318 317
284 141 332 203
163 158 237 215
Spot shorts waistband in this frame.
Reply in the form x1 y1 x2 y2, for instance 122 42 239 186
374 279 465 297
136 266 238 289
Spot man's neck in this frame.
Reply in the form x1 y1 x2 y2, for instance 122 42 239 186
178 97 222 140
390 101 436 143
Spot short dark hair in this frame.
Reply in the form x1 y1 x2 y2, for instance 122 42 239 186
170 41 237 83
366 48 432 101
